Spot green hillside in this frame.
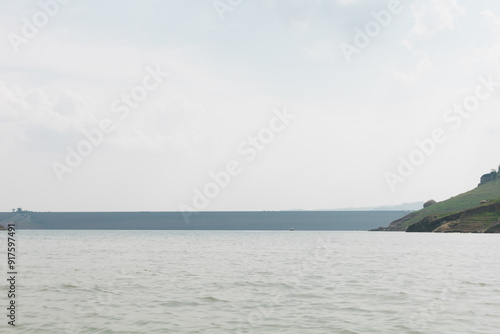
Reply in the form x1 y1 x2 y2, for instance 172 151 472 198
406 201 500 233
374 174 500 231
402 179 500 228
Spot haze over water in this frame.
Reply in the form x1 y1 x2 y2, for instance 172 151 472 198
5 230 500 333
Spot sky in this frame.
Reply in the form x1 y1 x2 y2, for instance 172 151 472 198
1 0 500 212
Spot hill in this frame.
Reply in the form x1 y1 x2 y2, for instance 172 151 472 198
0 211 408 230
406 200 500 233
375 173 500 232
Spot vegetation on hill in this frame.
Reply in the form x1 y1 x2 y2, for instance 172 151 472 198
403 178 500 228
407 200 500 233
0 209 41 230
479 165 500 186
377 166 500 232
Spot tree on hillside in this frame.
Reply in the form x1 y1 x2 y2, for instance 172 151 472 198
479 167 500 186
493 168 500 181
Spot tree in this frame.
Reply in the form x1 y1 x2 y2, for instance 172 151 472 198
490 169 498 179
16 208 22 213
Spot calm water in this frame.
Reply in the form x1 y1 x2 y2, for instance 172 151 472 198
2 230 500 333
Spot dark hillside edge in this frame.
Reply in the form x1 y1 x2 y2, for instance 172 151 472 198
370 211 419 231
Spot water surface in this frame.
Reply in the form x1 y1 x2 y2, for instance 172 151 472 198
3 230 500 333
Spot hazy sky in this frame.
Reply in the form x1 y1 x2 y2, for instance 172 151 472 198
1 0 500 212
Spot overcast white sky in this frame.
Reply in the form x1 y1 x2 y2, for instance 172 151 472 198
1 0 500 212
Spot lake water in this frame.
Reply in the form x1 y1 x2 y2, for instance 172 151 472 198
2 230 500 333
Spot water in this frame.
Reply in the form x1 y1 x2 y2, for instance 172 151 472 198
2 230 500 333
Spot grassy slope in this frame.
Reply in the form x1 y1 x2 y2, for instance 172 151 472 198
402 179 500 228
